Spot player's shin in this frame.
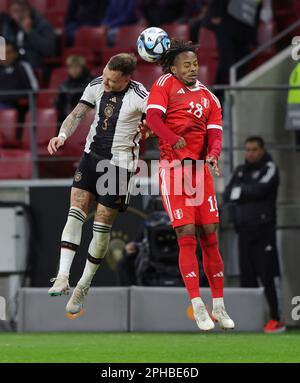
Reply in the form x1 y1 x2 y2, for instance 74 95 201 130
200 232 224 305
178 235 200 299
58 206 87 277
77 222 112 288
200 233 235 329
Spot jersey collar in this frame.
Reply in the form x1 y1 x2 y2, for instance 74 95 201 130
186 80 202 92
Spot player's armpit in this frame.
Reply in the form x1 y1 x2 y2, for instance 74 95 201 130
59 102 92 139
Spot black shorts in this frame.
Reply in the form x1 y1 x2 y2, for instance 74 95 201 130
72 152 133 212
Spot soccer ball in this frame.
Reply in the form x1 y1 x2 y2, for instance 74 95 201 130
137 27 170 63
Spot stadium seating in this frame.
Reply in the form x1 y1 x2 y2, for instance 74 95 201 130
37 67 68 108
61 110 94 157
45 110 95 177
258 21 278 47
198 64 213 86
91 66 104 78
28 0 47 13
0 109 19 148
114 25 147 50
62 47 95 68
100 47 134 66
44 0 68 31
250 21 278 69
161 24 190 41
74 27 107 60
198 27 219 58
23 108 57 155
48 67 68 89
133 64 163 90
197 27 219 85
0 0 9 12
0 149 32 179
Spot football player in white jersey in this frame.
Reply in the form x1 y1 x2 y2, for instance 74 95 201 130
47 53 148 317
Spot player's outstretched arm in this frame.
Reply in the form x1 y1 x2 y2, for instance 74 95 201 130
146 108 185 148
205 155 220 177
137 119 151 140
48 102 92 155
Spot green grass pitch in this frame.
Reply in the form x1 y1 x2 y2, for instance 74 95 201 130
0 330 300 363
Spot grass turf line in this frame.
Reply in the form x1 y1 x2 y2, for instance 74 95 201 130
0 331 299 363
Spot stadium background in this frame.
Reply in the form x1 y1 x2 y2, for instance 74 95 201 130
0 0 300 363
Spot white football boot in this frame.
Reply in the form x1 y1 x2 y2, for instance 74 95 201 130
48 275 70 296
192 297 215 331
66 284 89 316
211 306 235 330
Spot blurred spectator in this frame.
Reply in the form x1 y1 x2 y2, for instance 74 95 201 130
185 0 209 42
0 40 38 110
64 0 109 46
117 240 139 286
55 55 92 128
224 136 285 333
0 0 56 69
101 0 137 45
101 0 137 29
136 0 191 26
206 0 262 84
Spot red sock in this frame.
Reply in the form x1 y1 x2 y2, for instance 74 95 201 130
178 235 200 300
200 232 224 298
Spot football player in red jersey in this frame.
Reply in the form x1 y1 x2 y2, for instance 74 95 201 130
146 40 234 331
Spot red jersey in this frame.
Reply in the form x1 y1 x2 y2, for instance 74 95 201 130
147 73 222 162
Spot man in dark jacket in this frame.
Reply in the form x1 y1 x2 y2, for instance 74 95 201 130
0 0 55 69
224 136 285 333
206 0 262 83
64 0 108 46
0 40 38 108
0 40 38 140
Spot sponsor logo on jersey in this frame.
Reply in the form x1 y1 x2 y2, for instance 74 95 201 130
173 208 183 219
177 88 186 94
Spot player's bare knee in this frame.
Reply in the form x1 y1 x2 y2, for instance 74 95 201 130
70 188 93 214
95 204 118 225
198 223 218 237
175 224 196 238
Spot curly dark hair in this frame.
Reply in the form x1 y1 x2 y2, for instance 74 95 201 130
159 39 198 74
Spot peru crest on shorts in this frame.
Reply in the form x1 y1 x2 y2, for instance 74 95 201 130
173 208 183 219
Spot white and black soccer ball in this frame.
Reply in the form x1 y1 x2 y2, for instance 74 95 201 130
137 27 171 63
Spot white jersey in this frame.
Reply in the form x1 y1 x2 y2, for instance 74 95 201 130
79 76 148 171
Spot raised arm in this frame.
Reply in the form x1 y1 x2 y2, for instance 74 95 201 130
59 102 91 139
48 102 92 155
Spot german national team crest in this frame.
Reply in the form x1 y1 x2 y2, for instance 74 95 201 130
74 171 82 182
173 209 183 219
104 104 114 118
201 97 210 108
102 103 115 130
